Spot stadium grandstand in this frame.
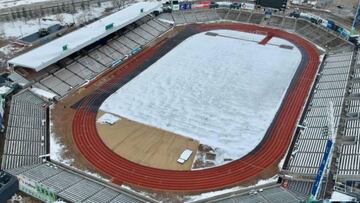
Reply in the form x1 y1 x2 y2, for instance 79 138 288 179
1 0 360 202
7 2 171 98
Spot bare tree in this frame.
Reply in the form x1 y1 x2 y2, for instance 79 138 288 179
76 12 86 25
0 24 5 38
111 0 122 9
55 13 65 25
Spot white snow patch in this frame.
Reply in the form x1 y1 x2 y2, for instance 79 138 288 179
157 18 174 24
0 86 11 95
330 191 356 201
83 170 109 182
97 113 121 125
0 45 14 55
49 124 73 165
30 87 57 100
100 30 302 166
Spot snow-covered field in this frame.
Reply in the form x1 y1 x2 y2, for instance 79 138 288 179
100 30 302 166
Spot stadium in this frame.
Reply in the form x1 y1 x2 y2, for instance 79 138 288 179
0 0 360 202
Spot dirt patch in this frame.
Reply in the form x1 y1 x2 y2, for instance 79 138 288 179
96 111 199 170
51 86 105 177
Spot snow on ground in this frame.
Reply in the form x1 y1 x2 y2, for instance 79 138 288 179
157 18 174 24
0 2 113 39
0 86 11 94
97 113 121 125
100 30 302 166
49 109 73 165
330 191 356 201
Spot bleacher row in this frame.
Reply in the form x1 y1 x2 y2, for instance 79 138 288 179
294 21 352 53
286 52 352 175
1 89 150 202
158 9 353 53
1 90 47 170
282 51 354 197
337 52 360 179
204 185 303 203
286 180 315 199
30 16 171 98
7 163 147 203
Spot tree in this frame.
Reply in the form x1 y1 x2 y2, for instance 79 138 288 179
111 0 121 9
0 24 5 38
40 5 45 17
62 2 66 12
55 13 65 25
16 8 21 19
22 7 27 20
81 1 85 10
76 12 86 25
71 0 76 13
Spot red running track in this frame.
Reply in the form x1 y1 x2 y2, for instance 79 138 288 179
72 23 319 192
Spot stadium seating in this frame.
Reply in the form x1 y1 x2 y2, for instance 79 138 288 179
7 163 146 203
171 11 187 24
1 90 47 170
66 62 94 80
206 9 221 21
89 49 114 67
287 52 352 172
117 35 141 50
196 184 304 203
248 13 264 24
193 10 210 22
98 45 124 60
267 15 284 27
156 13 174 23
40 75 72 96
182 10 197 23
54 68 84 88
139 23 161 37
282 51 354 197
108 38 132 55
337 53 360 180
224 10 240 21
148 19 171 32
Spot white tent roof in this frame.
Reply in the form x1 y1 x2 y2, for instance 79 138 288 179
8 1 161 72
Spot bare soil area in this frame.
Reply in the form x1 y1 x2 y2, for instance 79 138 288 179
97 111 199 170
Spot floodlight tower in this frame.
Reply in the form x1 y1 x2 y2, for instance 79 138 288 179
309 101 336 200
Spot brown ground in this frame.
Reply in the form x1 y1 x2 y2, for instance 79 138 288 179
97 111 198 170
51 85 105 176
